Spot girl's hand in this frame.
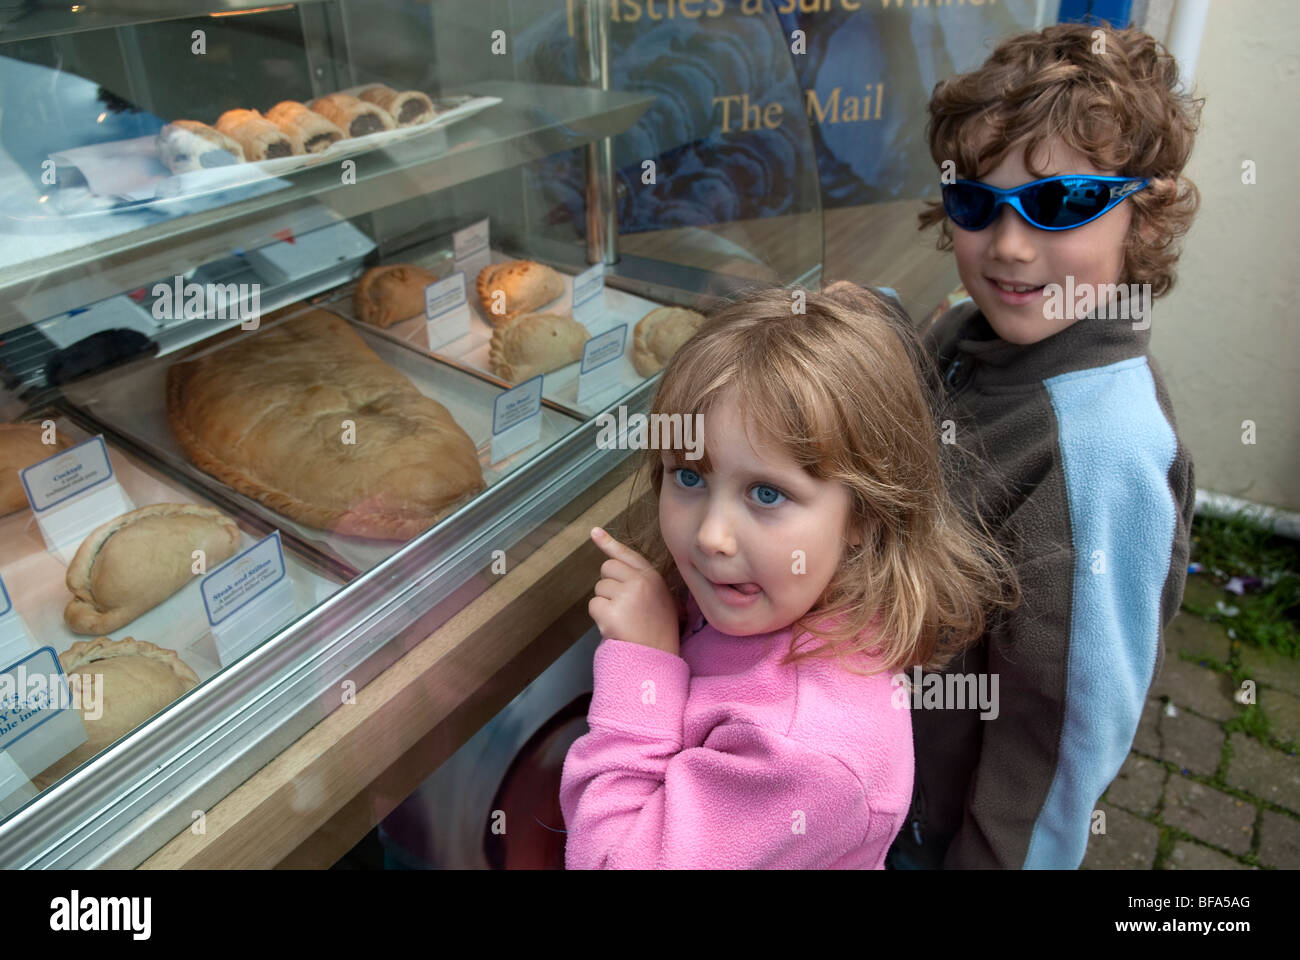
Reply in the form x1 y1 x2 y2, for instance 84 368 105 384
588 527 680 656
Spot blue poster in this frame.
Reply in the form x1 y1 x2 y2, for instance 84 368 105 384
512 0 1052 233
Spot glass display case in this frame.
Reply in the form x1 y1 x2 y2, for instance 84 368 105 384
0 0 822 866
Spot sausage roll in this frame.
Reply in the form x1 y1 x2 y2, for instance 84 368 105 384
156 120 245 174
265 101 346 154
308 93 396 138
357 84 437 127
215 109 296 160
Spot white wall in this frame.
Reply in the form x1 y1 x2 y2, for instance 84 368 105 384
1146 0 1300 513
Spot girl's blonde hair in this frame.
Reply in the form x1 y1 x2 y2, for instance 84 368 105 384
623 287 1017 676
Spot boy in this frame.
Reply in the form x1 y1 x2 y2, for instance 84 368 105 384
888 23 1201 868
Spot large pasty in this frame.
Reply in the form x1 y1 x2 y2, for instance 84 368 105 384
166 309 485 540
476 261 565 324
1 421 70 516
489 312 588 383
64 503 241 635
33 637 199 790
632 306 706 377
354 263 441 328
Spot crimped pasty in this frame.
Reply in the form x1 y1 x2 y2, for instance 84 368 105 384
64 503 241 635
357 84 436 126
1 421 70 516
489 312 589 383
354 263 441 328
33 637 199 790
166 309 485 540
215 109 295 160
308 93 395 137
156 120 245 173
265 100 346 154
632 306 707 377
476 261 565 325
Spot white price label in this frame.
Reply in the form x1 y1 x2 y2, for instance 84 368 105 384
577 324 628 404
572 262 606 328
20 436 114 513
490 376 544 465
424 273 472 349
201 531 287 627
453 219 490 262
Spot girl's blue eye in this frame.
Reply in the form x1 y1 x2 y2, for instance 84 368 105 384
750 484 786 507
673 468 704 489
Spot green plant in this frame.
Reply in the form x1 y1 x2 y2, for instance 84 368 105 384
1186 509 1300 658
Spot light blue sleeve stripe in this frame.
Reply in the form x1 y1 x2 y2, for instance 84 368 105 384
1025 356 1178 869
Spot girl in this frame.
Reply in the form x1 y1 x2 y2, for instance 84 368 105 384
560 286 1016 869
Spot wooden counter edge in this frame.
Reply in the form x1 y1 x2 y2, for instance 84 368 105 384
140 473 640 869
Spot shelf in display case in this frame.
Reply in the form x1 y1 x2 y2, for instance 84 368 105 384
0 81 656 338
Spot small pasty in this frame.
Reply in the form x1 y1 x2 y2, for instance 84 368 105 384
65 503 241 635
489 312 589 383
354 264 442 328
632 306 707 377
357 84 436 127
215 109 296 160
33 637 199 790
265 101 346 154
1 421 70 516
476 261 566 325
156 120 245 173
308 93 396 138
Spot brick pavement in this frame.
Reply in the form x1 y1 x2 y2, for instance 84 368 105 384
1082 575 1300 869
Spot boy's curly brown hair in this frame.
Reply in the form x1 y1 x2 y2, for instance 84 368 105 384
918 24 1203 297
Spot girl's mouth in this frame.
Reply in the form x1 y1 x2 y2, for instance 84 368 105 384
705 578 763 606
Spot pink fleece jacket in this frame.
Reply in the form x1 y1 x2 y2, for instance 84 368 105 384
560 599 913 869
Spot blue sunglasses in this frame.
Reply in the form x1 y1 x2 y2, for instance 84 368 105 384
941 174 1149 231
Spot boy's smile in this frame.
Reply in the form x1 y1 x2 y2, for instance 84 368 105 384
658 389 854 638
952 137 1132 345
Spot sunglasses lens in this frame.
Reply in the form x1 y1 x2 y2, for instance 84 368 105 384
942 183 996 229
1022 177 1112 228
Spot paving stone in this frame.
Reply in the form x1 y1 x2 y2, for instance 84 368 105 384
1157 710 1223 776
1225 732 1300 814
1239 645 1300 698
1162 775 1255 854
1258 810 1300 868
1162 840 1254 870
1133 697 1162 756
1104 754 1165 815
1166 610 1231 663
1259 688 1300 742
1150 657 1239 722
1081 803 1159 870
